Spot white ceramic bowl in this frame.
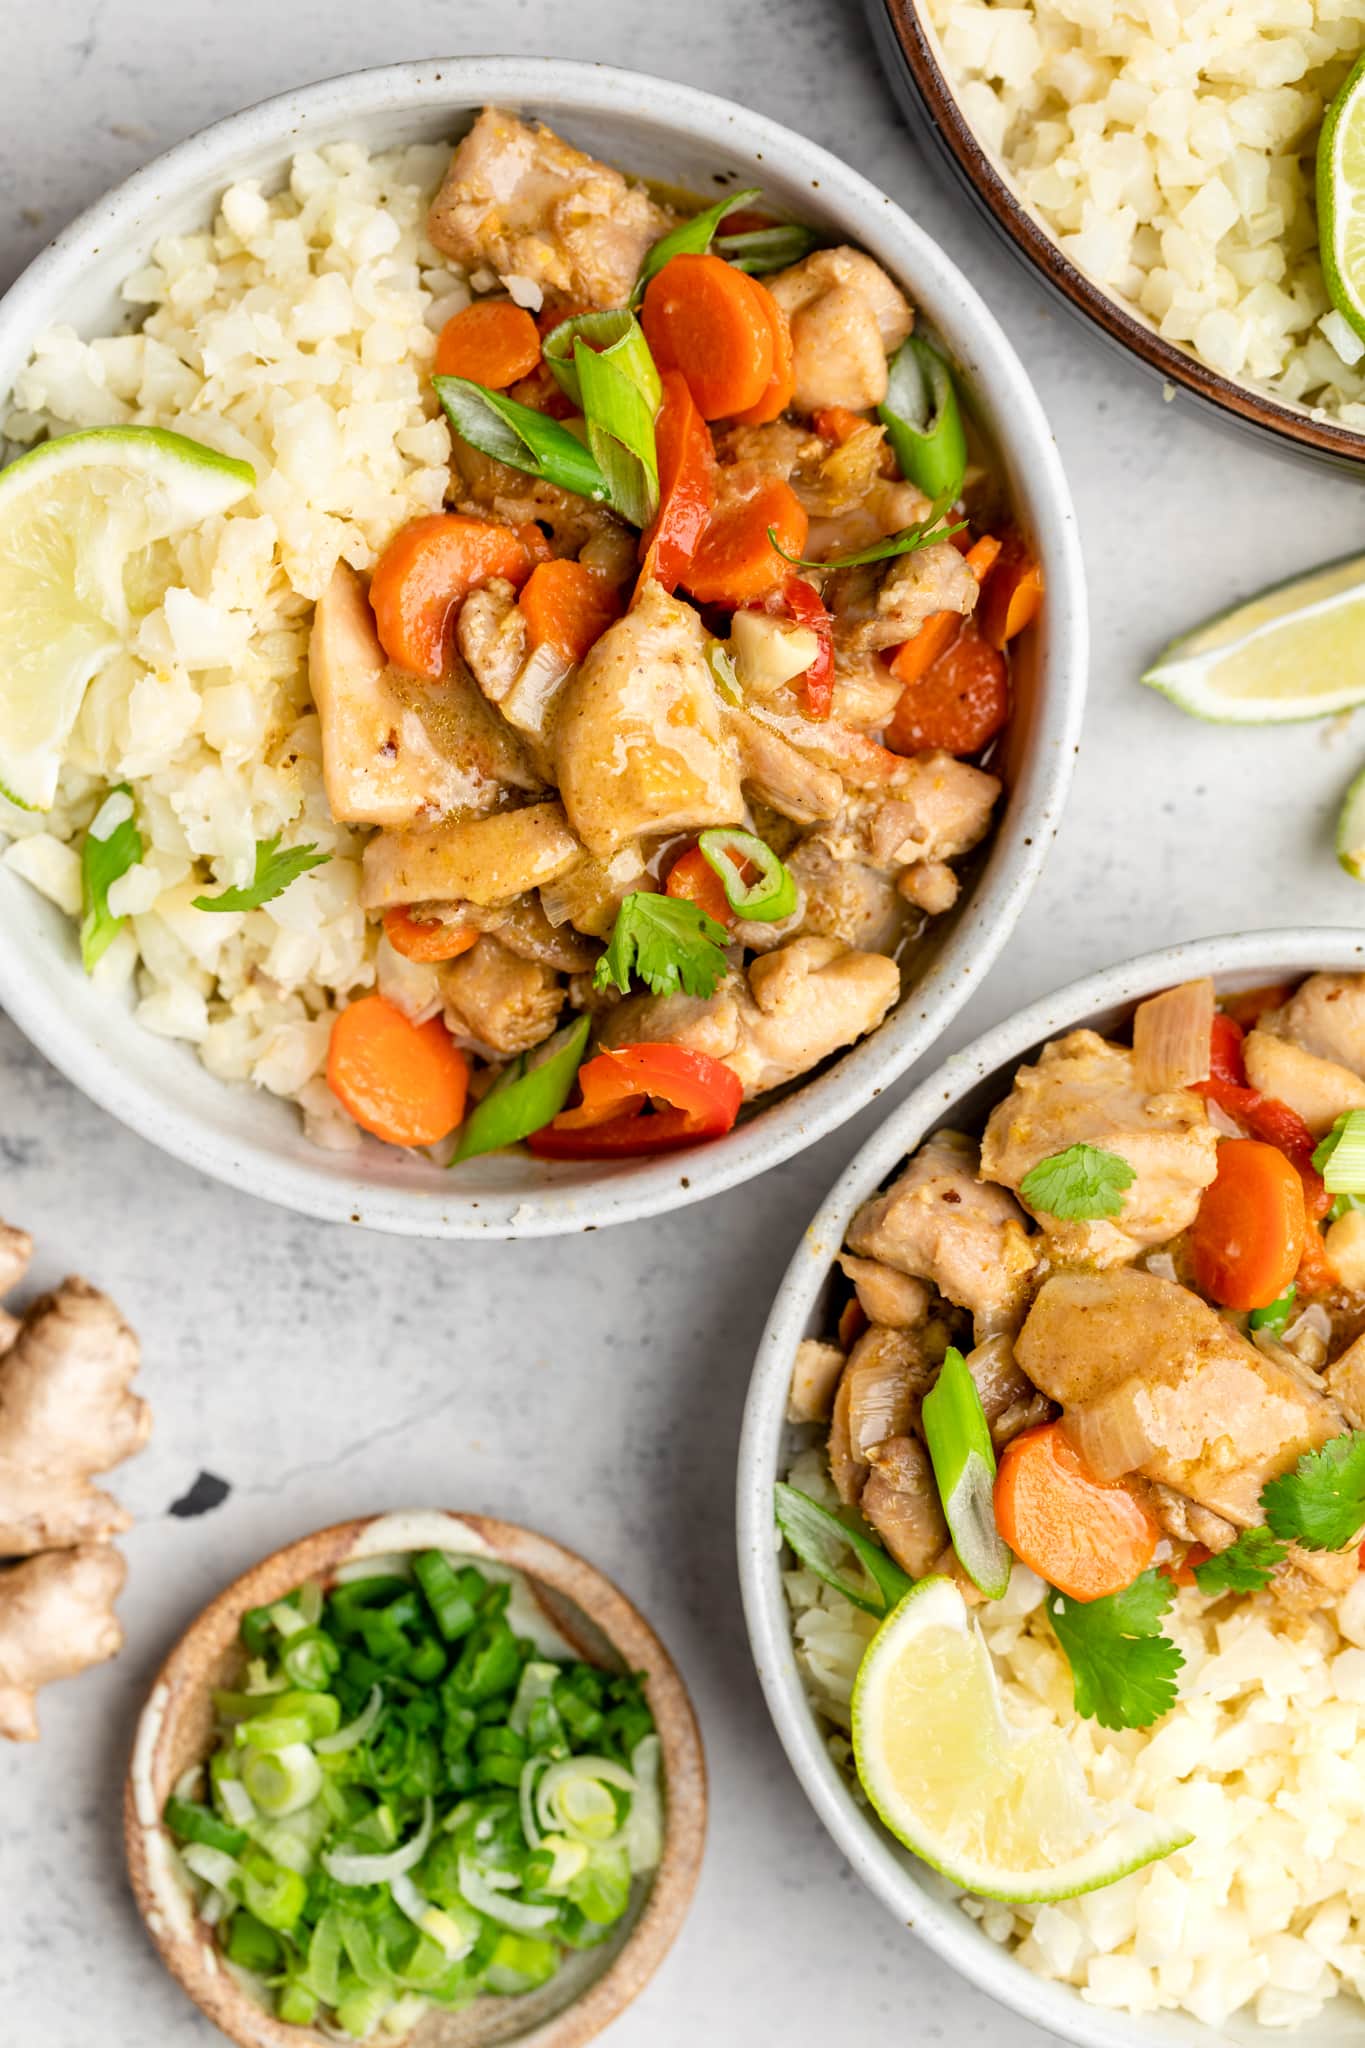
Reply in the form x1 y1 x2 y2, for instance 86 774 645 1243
737 929 1365 2048
0 57 1086 1237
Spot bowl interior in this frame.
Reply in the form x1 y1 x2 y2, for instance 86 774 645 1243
0 58 1084 1235
125 1510 706 2048
738 932 1365 2048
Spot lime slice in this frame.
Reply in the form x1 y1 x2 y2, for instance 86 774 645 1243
1319 53 1365 346
850 1578 1191 1904
1339 763 1365 878
1142 552 1365 724
0 426 255 809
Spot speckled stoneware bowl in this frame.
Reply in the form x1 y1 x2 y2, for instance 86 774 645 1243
0 55 1086 1237
125 1510 706 2048
738 928 1365 2048
869 0 1365 471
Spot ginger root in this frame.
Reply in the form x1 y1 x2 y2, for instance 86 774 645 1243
0 1220 148 1739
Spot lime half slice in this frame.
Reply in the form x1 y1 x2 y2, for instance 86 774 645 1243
850 1578 1190 1904
1142 552 1365 724
1319 53 1365 345
0 426 255 809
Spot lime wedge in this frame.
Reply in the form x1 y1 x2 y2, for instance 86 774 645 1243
1142 552 1365 723
1319 53 1365 345
1339 763 1365 879
850 1578 1190 1904
0 426 255 810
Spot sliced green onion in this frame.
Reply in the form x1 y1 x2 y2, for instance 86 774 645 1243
412 1549 480 1639
433 374 609 504
715 222 820 274
180 1842 243 1898
233 1711 311 1752
314 1682 383 1755
276 1982 318 2027
697 827 796 921
1314 1110 1365 1192
622 1733 663 1874
1250 1284 1297 1336
632 185 762 302
321 1796 433 1887
770 489 966 572
879 336 968 504
572 335 659 529
240 1740 323 1817
542 308 662 414
240 1848 307 1930
225 1909 281 1974
334 1982 393 2039
163 1795 248 1856
212 1773 256 1830
80 784 142 973
519 1755 548 1852
457 1854 558 1930
280 1626 342 1691
772 1481 913 1616
540 1831 590 1890
705 639 741 703
485 1932 560 1995
921 1345 1011 1601
264 1599 307 1640
566 1843 632 1925
509 1661 561 1738
535 1756 635 1843
451 1014 591 1164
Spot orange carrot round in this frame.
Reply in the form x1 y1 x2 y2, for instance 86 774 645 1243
886 626 1009 757
979 533 1043 649
640 253 775 420
1189 1138 1308 1311
434 300 543 388
382 907 479 964
994 1421 1159 1603
665 843 734 928
326 993 469 1148
731 276 795 427
369 514 537 679
814 404 871 445
682 476 808 608
518 559 622 663
888 535 1002 688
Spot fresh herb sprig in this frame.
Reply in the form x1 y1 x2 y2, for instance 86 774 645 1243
1020 1143 1136 1222
193 836 330 912
593 892 730 1000
1046 1571 1185 1732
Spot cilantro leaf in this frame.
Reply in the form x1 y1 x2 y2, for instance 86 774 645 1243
193 836 330 913
1192 1526 1288 1595
80 784 143 972
1046 1571 1184 1731
1262 1431 1365 1552
593 891 729 1000
1019 1143 1136 1222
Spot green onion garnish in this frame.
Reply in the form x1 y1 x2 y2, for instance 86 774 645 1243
697 826 796 921
433 374 609 504
571 333 660 529
452 1015 591 1164
921 1345 1011 1601
715 222 820 274
1249 1284 1297 1337
878 335 968 505
541 308 662 414
79 784 142 973
1314 1110 1365 1193
631 185 762 303
162 1795 247 1857
773 1482 913 1615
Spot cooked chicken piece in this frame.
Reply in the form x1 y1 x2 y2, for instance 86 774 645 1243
361 801 582 910
1016 1269 1343 1526
830 655 904 736
722 705 844 825
308 565 539 826
805 480 935 562
1242 1028 1365 1138
767 247 914 412
787 1339 847 1425
712 420 827 483
428 108 670 310
725 938 900 1099
597 981 745 1065
836 754 1000 868
450 440 628 559
829 1369 867 1506
861 1435 949 1577
1324 1331 1365 1427
787 837 905 953
1272 1543 1362 1614
542 848 650 940
899 861 959 917
440 936 564 1057
490 894 597 973
554 580 743 857
1143 1482 1238 1556
838 1256 932 1329
847 1129 1038 1339
1327 1209 1365 1292
831 545 979 657
962 1335 1053 1448
1261 973 1365 1077
843 1325 931 1458
981 1030 1219 1266
457 579 530 708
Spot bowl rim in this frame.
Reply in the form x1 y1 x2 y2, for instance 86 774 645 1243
874 0 1365 467
0 53 1086 1238
736 927 1365 2048
124 1507 707 2048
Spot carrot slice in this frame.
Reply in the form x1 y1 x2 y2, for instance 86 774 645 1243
886 624 1009 757
979 533 1043 649
518 559 622 663
637 370 716 596
382 908 479 964
731 276 796 427
665 843 734 928
326 994 469 1147
369 514 537 679
813 404 871 445
887 534 1002 687
994 1421 1160 1603
1189 1138 1308 1312
640 253 775 420
682 476 808 608
434 300 542 388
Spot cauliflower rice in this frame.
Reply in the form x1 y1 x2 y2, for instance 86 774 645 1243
784 1447 1365 2031
922 0 1365 421
0 143 473 1149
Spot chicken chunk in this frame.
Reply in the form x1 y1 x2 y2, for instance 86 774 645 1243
838 754 1000 868
309 565 538 826
829 654 904 736
847 1129 1038 1339
450 441 630 560
722 704 844 825
787 837 905 953
725 938 900 1100
1262 973 1365 1077
842 1325 931 1459
428 108 670 311
838 1256 932 1329
898 861 959 917
487 894 597 973
830 544 979 657
829 1369 867 1505
440 936 564 1057
981 1030 1219 1265
1016 1268 1343 1526
962 1335 1052 1448
554 580 743 857
1324 1330 1365 1428
1242 1028 1365 1138
457 579 569 779
861 1436 949 1578
787 1339 847 1425
360 802 582 909
767 247 913 412
597 981 745 1065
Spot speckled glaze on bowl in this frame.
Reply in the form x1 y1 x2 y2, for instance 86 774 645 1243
125 1509 706 2048
738 929 1365 2048
870 0 1365 472
0 56 1085 1236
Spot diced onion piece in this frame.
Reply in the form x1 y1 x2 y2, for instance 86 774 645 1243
622 1734 663 1874
1062 1382 1157 1481
321 1797 433 1886
314 1683 383 1755
729 609 820 693
1133 977 1215 1092
1144 1251 1178 1283
457 1855 558 1930
1284 1301 1332 1346
240 1741 323 1818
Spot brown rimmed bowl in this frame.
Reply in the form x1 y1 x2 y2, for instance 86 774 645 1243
124 1510 706 2048
869 0 1365 470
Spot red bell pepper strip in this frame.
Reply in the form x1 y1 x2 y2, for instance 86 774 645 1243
779 574 835 719
527 1043 742 1158
637 370 715 597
